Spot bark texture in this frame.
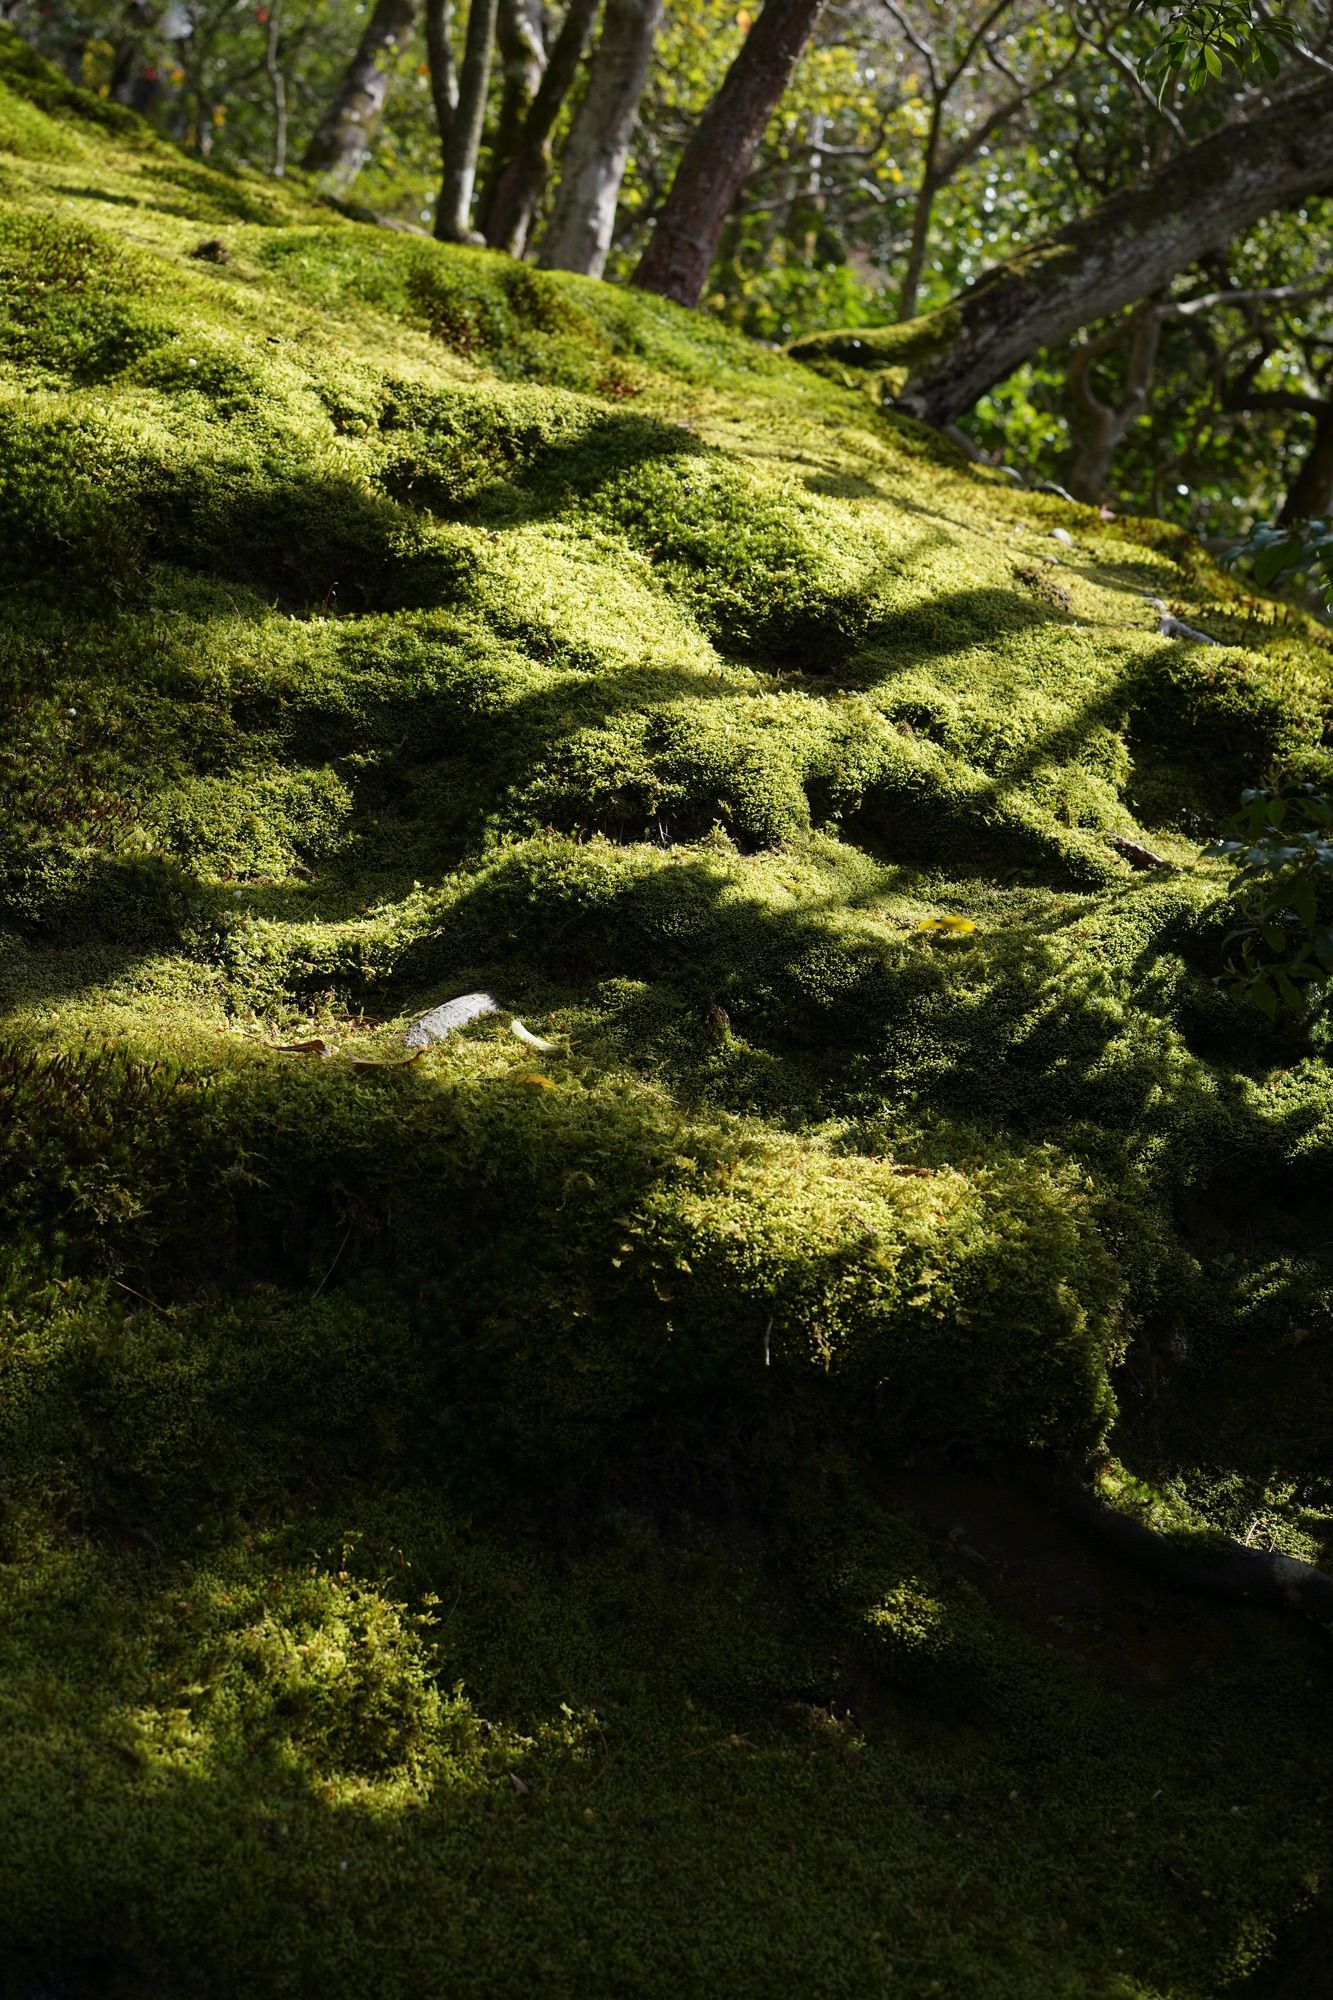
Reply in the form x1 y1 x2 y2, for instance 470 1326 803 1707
476 0 546 232
424 0 459 161
633 0 828 308
790 80 1333 427
484 0 601 255
434 0 499 241
302 0 418 188
540 0 662 279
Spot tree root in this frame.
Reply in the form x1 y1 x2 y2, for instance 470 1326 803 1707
1046 1478 1333 1635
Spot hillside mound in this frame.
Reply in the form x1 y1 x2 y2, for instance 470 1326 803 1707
1 32 1331 1999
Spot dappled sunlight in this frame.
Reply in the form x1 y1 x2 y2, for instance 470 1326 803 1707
3 40 1333 1998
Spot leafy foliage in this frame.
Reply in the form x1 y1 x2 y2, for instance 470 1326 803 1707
1132 0 1303 93
1224 515 1333 608
1207 781 1333 1015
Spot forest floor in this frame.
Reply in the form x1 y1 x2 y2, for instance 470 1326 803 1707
1 29 1331 1998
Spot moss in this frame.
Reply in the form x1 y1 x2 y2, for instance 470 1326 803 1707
2 29 1333 1997
785 306 962 386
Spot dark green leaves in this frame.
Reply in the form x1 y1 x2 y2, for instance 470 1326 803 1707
1206 781 1333 1017
1223 518 1333 608
1131 1 1303 96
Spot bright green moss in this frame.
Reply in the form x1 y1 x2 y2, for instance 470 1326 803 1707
2 29 1333 1997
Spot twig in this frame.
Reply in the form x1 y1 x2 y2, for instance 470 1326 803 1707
111 1277 173 1317
311 1226 352 1301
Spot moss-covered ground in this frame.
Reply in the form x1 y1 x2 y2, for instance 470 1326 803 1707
1 31 1331 1997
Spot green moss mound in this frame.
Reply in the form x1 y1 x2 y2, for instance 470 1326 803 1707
2 30 1332 1998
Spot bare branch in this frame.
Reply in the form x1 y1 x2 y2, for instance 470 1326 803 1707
1169 278 1333 318
879 0 940 92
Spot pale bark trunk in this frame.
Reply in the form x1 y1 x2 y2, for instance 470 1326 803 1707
484 0 601 256
303 0 418 188
790 80 1333 427
633 0 828 308
434 0 499 241
265 0 288 179
475 0 546 233
425 0 459 162
540 0 662 279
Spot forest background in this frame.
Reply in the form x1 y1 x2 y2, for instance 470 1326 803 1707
6 0 1333 557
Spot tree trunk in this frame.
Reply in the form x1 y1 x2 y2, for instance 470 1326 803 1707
109 1 162 107
303 0 418 189
540 0 662 279
633 0 828 309
434 0 499 241
897 167 939 325
789 79 1333 427
425 0 459 162
897 98 943 324
265 0 288 179
1279 402 1333 524
484 0 601 256
1065 302 1162 504
475 0 546 234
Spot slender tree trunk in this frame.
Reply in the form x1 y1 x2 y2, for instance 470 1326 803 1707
425 0 459 181
303 0 418 189
540 0 663 278
793 110 825 267
789 79 1333 427
109 1 161 106
484 0 601 256
265 0 288 179
897 169 939 325
633 0 828 308
475 0 546 233
434 0 499 241
897 100 943 324
1065 302 1162 503
1279 402 1333 523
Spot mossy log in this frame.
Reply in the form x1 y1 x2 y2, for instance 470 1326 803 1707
789 80 1333 425
1046 1480 1333 1634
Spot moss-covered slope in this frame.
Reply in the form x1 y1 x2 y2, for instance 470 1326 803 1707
1 31 1331 1999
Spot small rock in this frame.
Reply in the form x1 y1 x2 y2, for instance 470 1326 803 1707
1157 612 1220 645
1110 833 1171 871
404 991 500 1048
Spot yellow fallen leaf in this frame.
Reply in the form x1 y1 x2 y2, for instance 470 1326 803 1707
514 1072 555 1089
917 916 978 935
